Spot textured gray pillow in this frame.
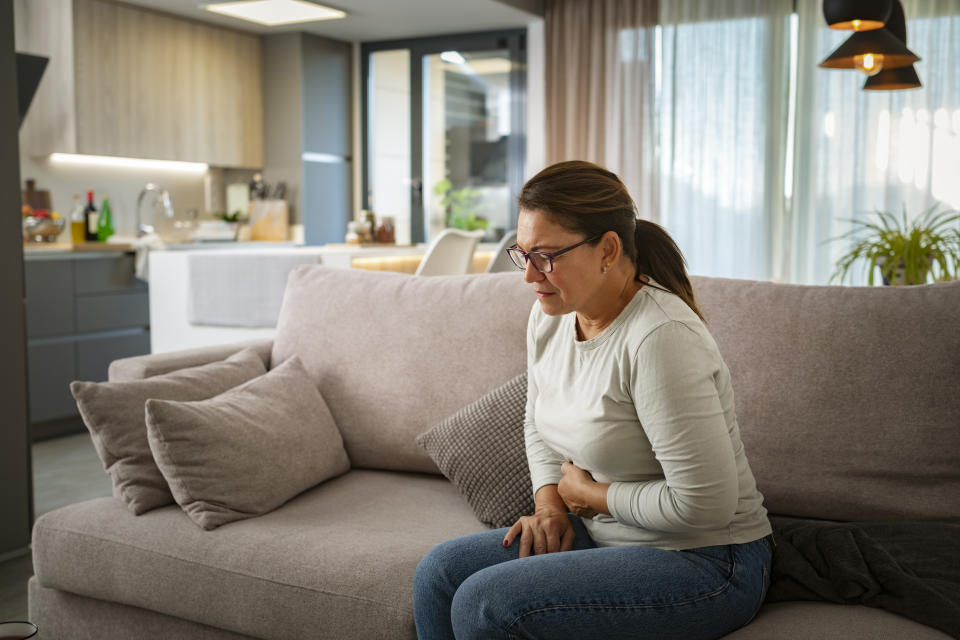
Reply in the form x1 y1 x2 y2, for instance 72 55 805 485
416 373 534 528
145 355 351 531
70 349 267 515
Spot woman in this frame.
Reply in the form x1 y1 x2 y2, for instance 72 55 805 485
413 161 773 640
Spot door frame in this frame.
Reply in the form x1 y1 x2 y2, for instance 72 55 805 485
1 0 34 558
361 29 527 244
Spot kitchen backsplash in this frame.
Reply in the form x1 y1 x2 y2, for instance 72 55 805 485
19 149 258 241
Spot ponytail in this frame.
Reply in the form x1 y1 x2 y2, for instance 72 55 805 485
633 220 705 323
519 160 705 322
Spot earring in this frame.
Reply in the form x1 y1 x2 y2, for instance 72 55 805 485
602 264 608 274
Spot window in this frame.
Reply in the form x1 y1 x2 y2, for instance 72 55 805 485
619 0 958 284
362 31 526 245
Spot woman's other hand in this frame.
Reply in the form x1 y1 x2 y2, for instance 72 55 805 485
558 461 608 519
503 485 575 557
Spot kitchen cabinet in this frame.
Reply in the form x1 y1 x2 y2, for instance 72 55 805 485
24 251 151 440
15 0 264 168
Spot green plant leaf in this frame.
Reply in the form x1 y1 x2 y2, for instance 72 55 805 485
827 204 960 286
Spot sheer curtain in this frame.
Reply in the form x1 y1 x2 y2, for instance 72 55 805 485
657 0 792 280
545 0 659 221
788 0 960 285
545 0 792 280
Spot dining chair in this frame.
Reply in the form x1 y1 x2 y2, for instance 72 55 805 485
415 229 485 276
484 230 518 273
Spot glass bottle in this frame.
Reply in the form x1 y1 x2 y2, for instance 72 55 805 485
83 190 98 241
69 194 85 244
96 196 114 242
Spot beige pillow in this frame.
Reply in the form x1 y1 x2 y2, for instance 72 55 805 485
145 355 351 530
71 349 267 515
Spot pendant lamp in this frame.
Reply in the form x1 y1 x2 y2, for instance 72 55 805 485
819 0 920 76
863 65 921 90
823 0 892 31
862 1 921 90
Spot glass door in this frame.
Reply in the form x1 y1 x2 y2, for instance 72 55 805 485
363 30 526 245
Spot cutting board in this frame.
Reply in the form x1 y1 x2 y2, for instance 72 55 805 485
248 200 288 242
22 179 52 211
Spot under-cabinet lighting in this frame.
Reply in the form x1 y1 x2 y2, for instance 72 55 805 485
48 153 209 174
202 0 346 26
440 51 466 65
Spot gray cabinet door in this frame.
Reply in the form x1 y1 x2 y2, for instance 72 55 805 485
76 331 151 383
24 259 75 338
74 255 146 294
76 292 149 333
27 341 78 422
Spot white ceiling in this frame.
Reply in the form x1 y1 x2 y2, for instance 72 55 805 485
121 0 541 42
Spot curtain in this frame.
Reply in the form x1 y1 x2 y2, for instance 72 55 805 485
787 0 960 285
657 0 792 280
544 0 659 221
545 0 792 280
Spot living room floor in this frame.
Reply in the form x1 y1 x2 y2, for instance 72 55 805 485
0 433 111 622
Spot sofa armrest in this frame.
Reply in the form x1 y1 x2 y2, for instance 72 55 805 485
108 339 273 382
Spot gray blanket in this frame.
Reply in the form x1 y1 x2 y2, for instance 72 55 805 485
768 516 960 638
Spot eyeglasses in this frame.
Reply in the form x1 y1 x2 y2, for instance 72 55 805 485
506 233 604 274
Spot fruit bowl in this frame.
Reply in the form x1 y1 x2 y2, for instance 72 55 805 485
23 215 65 242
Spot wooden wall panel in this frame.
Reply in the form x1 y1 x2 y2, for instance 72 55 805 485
14 0 78 156
71 0 263 167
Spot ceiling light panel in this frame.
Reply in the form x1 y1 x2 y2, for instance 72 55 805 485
203 0 346 26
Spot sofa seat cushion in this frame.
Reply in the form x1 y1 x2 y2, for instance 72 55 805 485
32 470 486 640
724 601 951 639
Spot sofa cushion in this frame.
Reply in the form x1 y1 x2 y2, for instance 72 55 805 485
271 267 532 473
724 601 951 639
145 356 350 530
31 470 486 640
690 277 960 522
29 579 256 640
70 349 268 515
416 372 534 528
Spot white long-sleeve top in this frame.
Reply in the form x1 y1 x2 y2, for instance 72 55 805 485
524 280 772 550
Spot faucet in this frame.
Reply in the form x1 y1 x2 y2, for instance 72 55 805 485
135 183 174 237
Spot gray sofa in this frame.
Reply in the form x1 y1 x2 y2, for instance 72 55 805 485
29 266 959 639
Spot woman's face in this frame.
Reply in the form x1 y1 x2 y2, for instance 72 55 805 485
516 208 605 316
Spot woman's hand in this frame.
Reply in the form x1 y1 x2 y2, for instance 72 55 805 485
503 486 575 557
558 461 609 518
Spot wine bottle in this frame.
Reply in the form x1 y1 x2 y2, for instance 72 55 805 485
83 190 98 242
96 196 114 242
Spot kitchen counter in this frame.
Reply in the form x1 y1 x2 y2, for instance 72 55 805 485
23 241 134 258
147 242 501 354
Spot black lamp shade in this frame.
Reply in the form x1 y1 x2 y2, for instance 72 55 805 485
863 65 922 90
883 0 908 41
823 0 892 30
819 28 920 70
861 1 920 90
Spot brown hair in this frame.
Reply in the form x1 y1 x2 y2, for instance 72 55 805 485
518 160 704 322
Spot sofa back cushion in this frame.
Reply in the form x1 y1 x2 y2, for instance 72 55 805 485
691 276 960 522
272 266 532 474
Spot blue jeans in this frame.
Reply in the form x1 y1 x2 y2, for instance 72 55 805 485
413 514 771 640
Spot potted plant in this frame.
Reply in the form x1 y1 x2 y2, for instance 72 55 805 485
830 205 960 285
433 179 489 232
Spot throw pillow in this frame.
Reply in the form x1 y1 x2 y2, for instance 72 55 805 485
144 355 351 530
416 372 534 528
71 348 267 515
